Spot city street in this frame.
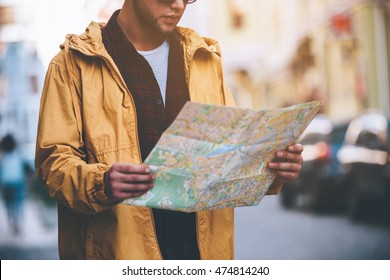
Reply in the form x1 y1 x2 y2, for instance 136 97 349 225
1 0 390 268
0 198 58 260
1 194 390 260
235 195 390 260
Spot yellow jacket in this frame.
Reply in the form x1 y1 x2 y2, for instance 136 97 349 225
35 22 237 259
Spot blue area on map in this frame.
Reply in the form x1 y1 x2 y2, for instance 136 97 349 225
204 144 243 158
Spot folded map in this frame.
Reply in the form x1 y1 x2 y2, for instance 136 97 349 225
122 101 323 212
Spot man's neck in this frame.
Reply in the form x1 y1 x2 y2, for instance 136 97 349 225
117 6 166 51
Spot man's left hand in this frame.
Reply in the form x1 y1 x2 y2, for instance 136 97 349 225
267 143 304 183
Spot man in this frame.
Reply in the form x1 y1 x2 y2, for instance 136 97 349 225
35 0 303 260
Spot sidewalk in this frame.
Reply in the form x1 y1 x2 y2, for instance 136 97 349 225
0 197 58 260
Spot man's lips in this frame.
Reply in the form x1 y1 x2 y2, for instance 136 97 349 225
162 15 180 24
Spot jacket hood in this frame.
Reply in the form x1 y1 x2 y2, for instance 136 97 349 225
61 22 221 59
61 22 106 57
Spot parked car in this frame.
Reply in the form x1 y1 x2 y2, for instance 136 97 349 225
337 111 390 221
280 115 349 212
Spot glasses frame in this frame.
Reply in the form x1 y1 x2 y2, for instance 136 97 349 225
159 0 197 4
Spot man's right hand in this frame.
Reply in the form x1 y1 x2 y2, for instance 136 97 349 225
104 163 155 201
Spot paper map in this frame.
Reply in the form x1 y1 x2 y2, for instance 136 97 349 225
122 101 323 212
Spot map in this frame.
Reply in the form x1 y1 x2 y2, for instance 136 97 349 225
122 101 323 212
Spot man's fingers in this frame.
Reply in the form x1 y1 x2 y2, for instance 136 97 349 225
270 170 299 180
287 143 304 153
111 163 152 174
104 163 156 201
110 171 155 184
115 182 154 193
266 144 304 184
273 150 303 164
268 161 302 172
267 161 302 183
108 183 153 201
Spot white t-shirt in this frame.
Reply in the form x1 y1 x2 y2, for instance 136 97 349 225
137 40 170 106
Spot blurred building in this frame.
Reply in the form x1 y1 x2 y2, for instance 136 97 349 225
0 0 44 165
181 0 390 122
0 0 124 164
1 0 389 142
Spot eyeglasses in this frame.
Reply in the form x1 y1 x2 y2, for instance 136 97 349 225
159 0 197 4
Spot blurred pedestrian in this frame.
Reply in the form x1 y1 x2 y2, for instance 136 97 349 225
35 0 304 260
0 134 26 235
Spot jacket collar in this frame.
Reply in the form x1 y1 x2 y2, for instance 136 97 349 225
61 20 222 91
61 21 220 62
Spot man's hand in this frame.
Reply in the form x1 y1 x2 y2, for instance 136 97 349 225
104 163 155 201
267 143 304 184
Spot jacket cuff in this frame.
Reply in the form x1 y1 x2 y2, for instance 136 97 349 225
92 168 117 205
266 180 284 195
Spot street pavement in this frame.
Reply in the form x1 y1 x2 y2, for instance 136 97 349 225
235 195 390 260
1 194 389 260
0 198 58 260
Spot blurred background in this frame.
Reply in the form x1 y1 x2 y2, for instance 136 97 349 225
0 0 389 260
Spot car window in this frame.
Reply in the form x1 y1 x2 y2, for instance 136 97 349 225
355 131 385 150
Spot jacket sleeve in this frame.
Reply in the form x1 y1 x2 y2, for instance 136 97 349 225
35 56 116 214
266 182 283 195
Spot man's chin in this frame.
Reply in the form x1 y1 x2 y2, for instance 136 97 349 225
159 26 177 35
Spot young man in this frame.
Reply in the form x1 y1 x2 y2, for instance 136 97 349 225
35 0 303 260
